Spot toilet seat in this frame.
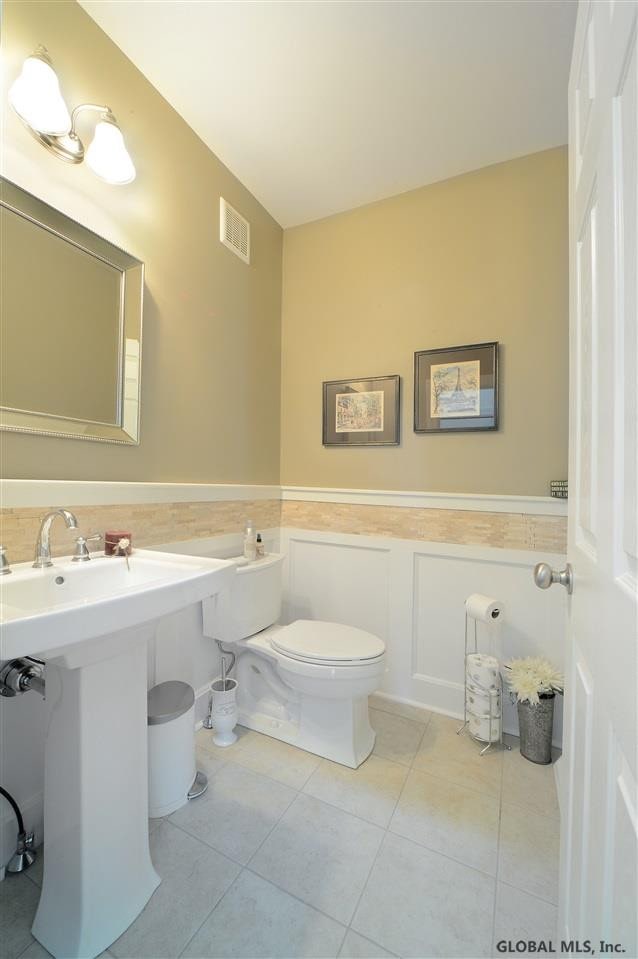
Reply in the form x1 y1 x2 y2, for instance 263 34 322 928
270 619 385 666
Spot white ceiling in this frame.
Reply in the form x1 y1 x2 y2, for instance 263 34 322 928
79 0 577 228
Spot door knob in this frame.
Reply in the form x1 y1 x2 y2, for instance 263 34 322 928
533 562 573 594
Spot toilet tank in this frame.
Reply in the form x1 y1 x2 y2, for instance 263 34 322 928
203 552 284 644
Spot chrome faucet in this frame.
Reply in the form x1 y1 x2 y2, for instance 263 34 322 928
33 509 79 568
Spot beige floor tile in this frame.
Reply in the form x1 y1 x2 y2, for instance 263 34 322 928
0 872 41 959
228 729 322 789
109 821 239 959
338 930 397 958
412 713 503 796
169 762 296 864
390 768 500 875
23 850 43 889
250 793 384 925
195 724 250 759
498 802 560 904
502 745 560 820
194 743 228 781
368 694 432 726
183 870 345 958
352 832 495 958
369 708 425 766
492 882 558 955
303 754 408 827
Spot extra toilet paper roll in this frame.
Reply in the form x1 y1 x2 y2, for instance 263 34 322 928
465 593 503 623
466 653 500 690
469 712 502 743
466 682 501 718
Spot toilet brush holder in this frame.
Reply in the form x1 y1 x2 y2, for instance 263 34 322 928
210 678 238 747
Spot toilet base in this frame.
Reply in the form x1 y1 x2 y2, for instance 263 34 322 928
237 694 375 768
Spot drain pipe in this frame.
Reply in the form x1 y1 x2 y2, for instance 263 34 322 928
0 786 36 875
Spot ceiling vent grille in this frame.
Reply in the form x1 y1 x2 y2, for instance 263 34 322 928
220 197 250 264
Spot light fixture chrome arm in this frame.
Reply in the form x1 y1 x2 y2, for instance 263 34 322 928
39 103 114 165
70 103 115 134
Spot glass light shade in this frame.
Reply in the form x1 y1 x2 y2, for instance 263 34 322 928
8 56 71 135
85 119 136 185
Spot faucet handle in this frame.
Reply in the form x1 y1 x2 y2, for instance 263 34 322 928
71 533 103 563
0 546 12 576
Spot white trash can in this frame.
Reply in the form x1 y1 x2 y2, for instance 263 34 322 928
148 680 202 818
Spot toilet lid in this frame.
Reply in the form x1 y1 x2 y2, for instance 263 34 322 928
271 620 385 664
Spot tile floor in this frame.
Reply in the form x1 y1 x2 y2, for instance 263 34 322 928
1 696 561 959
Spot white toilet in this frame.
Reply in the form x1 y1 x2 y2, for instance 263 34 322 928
202 553 386 767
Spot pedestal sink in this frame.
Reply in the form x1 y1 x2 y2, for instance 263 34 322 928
0 549 236 959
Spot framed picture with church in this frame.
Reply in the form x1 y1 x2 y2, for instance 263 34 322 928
414 341 498 433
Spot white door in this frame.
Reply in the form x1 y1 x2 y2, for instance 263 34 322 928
558 0 638 951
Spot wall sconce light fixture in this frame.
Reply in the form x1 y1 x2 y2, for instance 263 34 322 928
9 46 136 185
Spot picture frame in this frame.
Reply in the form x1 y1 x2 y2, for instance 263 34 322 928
322 374 400 446
414 341 499 433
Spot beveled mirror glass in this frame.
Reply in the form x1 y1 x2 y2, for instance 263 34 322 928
0 178 143 444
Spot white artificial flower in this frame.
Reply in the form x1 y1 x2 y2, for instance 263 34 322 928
504 657 564 705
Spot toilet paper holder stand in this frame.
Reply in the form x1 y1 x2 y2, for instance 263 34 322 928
457 613 511 756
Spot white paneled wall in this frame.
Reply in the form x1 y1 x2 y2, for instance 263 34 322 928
280 527 567 745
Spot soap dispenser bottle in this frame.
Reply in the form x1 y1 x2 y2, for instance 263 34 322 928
243 519 257 561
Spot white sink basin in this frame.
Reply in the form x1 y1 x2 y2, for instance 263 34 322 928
0 549 235 663
0 547 236 959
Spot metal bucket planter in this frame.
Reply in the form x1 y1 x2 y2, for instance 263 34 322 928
517 693 555 764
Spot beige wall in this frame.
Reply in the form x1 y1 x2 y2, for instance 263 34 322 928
1 0 282 483
280 148 568 495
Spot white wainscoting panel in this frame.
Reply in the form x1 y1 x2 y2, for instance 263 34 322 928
280 527 567 745
285 537 391 640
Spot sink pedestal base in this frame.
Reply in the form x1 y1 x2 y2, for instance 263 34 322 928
32 627 160 959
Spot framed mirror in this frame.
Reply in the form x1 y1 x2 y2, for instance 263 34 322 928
0 178 143 444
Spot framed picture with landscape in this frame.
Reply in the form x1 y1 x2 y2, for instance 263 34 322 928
414 341 498 433
322 374 400 446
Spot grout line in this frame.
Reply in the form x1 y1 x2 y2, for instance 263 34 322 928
499 795 561 823
497 877 559 909
197 733 321 794
177 866 246 959
242 779 301 870
335 923 350 957
407 763 503 800
344 744 414 942
14 937 37 959
368 699 433 728
164 816 248 872
242 865 350 941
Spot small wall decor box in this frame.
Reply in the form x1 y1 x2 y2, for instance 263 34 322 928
414 341 498 433
322 374 400 446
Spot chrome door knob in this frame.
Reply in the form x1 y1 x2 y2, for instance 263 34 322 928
533 562 573 594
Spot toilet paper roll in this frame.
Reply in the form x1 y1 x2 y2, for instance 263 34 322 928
467 684 501 718
469 712 502 743
466 653 500 690
465 594 503 623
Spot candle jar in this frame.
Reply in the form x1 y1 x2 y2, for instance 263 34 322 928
105 530 132 556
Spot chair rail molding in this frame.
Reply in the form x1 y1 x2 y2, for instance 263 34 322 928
0 479 281 508
281 486 568 515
